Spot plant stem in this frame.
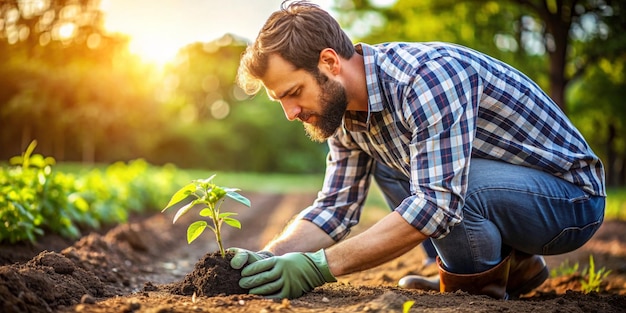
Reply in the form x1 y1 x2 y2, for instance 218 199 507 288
210 201 226 258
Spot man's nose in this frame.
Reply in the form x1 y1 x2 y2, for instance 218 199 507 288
280 99 301 121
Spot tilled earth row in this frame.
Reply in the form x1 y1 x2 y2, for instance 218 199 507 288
1 192 625 313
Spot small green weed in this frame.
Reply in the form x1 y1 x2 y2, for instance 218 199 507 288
550 255 611 294
550 259 580 278
581 255 611 294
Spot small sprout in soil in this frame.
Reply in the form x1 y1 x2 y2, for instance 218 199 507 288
162 174 251 258
581 254 611 294
550 259 580 278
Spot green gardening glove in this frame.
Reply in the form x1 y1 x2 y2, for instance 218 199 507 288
238 249 337 299
228 248 274 269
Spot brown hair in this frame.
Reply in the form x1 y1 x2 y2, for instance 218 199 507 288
237 0 355 95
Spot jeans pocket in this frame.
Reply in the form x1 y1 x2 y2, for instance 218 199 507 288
542 218 603 255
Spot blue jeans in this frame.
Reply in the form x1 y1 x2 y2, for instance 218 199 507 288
374 158 605 274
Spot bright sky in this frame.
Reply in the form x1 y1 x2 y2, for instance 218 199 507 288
99 0 335 64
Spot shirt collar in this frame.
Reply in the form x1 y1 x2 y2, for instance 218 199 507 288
342 43 384 133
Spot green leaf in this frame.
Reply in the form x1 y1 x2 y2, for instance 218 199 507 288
187 221 207 244
173 200 198 224
24 140 37 159
162 183 196 212
223 217 241 229
9 156 24 166
218 212 238 218
196 174 217 184
225 191 251 207
30 154 46 168
199 208 213 217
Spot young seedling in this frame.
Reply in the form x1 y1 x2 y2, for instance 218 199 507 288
581 254 611 294
162 174 250 258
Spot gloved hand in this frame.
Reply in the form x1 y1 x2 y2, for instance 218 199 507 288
238 249 337 299
228 247 274 269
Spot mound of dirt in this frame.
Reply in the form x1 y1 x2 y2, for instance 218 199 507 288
0 216 183 312
165 251 248 297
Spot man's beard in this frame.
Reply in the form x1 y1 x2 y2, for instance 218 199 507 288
300 72 348 142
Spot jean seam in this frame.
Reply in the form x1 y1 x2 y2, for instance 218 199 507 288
466 186 583 203
542 219 603 254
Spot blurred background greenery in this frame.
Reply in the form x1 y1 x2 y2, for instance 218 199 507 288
1 0 625 183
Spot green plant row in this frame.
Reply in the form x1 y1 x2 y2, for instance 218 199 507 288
0 141 186 243
550 254 611 294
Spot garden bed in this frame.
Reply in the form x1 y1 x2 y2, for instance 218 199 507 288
1 192 625 312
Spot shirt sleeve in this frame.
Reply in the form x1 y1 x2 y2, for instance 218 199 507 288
396 56 483 239
297 131 375 242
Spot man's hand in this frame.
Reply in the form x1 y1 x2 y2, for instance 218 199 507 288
228 248 274 269
238 249 337 299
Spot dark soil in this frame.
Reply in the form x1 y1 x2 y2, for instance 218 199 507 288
165 251 248 297
1 192 625 313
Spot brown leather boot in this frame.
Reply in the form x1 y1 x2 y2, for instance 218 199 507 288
438 254 510 299
507 250 549 298
398 250 549 297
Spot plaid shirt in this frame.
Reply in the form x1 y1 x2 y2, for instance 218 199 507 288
298 42 606 241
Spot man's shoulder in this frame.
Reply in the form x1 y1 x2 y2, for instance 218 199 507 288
363 42 456 85
371 42 471 59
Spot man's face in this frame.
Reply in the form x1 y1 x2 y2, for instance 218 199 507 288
261 54 348 142
302 71 348 142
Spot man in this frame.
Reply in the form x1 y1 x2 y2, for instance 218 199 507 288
229 1 606 300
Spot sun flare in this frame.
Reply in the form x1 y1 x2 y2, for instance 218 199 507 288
100 0 187 66
98 0 336 67
126 36 181 66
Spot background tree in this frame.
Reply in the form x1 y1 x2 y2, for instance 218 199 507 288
151 36 327 172
0 1 326 173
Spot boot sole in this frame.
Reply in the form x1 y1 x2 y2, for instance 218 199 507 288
508 266 549 298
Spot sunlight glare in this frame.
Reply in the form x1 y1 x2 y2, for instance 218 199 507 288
57 23 75 39
127 36 181 66
99 0 337 66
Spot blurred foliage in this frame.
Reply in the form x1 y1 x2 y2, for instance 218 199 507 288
0 140 181 243
334 0 626 185
605 188 626 220
0 0 326 174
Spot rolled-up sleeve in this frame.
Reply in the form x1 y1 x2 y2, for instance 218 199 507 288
298 132 375 241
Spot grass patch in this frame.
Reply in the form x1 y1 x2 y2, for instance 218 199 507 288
605 188 626 220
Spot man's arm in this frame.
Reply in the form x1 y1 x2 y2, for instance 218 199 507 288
239 210 427 299
263 219 336 255
324 211 427 276
263 210 427 277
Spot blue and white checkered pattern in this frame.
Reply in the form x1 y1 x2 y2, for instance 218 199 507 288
299 42 606 241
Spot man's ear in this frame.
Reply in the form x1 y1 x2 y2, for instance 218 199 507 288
318 48 340 75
